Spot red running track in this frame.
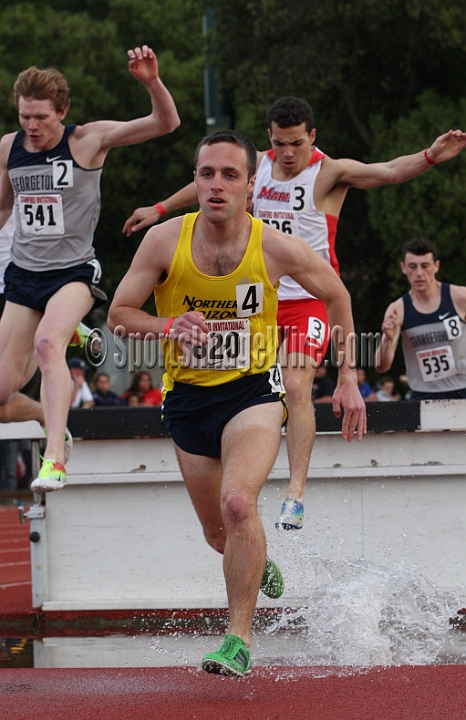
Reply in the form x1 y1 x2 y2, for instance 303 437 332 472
0 506 31 614
2 505 466 719
2 665 466 720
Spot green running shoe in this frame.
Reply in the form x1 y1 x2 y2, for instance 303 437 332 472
202 633 251 677
260 557 284 598
31 459 67 492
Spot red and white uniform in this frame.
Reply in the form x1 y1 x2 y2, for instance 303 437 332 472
252 148 339 360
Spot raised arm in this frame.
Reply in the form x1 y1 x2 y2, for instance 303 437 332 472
375 299 404 373
322 129 466 191
106 45 179 147
122 181 198 236
77 45 180 168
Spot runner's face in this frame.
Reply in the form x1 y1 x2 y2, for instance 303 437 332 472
18 97 66 151
401 252 439 292
194 143 251 223
268 122 316 176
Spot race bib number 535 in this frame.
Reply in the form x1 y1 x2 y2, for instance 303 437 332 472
416 345 457 383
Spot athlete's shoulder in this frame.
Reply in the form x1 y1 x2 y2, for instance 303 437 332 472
384 296 404 320
256 149 272 171
144 214 185 242
67 123 96 142
132 215 185 275
0 131 17 163
449 284 466 320
261 217 306 258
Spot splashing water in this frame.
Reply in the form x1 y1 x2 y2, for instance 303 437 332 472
255 549 466 666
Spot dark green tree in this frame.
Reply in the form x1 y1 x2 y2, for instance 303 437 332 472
0 0 205 309
207 0 466 343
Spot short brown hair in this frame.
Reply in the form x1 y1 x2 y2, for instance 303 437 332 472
14 66 70 113
194 130 257 181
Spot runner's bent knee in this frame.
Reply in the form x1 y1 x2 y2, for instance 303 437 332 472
221 487 257 528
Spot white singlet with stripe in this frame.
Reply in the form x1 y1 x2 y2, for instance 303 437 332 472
252 147 339 301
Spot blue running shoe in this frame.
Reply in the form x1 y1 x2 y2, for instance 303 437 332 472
275 497 304 530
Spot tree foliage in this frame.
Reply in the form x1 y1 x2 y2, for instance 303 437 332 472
0 0 205 307
1 0 466 372
209 0 466 341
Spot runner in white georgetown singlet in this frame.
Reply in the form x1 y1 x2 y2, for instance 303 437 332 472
252 147 339 302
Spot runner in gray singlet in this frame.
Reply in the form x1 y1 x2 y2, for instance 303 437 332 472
0 45 180 492
377 238 466 400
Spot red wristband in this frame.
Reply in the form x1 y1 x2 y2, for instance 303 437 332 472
154 202 167 216
164 317 175 338
424 148 436 165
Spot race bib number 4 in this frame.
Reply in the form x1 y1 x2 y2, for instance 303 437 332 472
416 345 457 383
236 282 263 317
182 319 250 371
18 194 64 236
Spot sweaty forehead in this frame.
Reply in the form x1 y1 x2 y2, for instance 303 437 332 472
196 142 248 170
269 121 310 141
404 252 436 265
18 97 56 115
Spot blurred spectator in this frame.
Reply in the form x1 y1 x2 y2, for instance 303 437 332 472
357 368 378 402
122 371 162 407
376 375 401 402
312 365 335 403
398 374 412 400
125 392 141 407
92 372 125 407
68 357 94 408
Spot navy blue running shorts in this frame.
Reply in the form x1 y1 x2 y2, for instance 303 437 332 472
4 260 107 314
162 365 287 458
409 388 466 400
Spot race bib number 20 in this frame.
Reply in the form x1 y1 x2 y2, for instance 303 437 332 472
183 318 250 371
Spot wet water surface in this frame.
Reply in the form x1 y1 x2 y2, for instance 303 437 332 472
3 552 466 669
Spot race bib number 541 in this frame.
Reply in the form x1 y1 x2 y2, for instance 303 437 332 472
18 194 64 236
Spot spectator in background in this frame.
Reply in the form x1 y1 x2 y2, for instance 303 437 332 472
125 392 141 407
122 371 162 407
357 368 378 402
376 376 401 402
68 357 94 409
311 365 335 403
92 372 125 407
398 374 412 400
